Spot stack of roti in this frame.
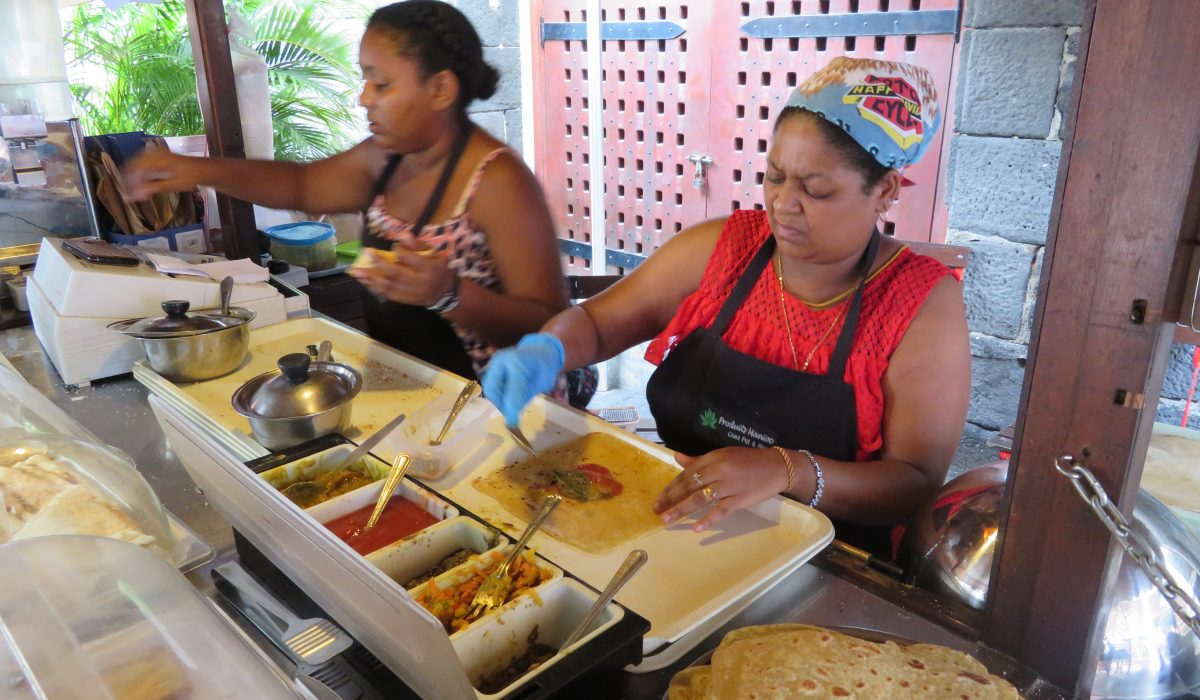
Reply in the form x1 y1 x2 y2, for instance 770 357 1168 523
0 452 158 551
668 624 1021 699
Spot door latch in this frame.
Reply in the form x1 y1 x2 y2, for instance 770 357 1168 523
687 154 713 190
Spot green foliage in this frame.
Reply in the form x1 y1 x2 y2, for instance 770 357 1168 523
63 0 368 161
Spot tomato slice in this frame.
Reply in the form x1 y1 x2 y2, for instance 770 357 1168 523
575 463 624 497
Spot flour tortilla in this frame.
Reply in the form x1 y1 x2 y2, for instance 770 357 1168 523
14 484 155 547
674 625 1019 700
473 432 678 554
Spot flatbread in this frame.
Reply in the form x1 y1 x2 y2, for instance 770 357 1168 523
674 625 1020 700
14 484 155 547
473 432 678 554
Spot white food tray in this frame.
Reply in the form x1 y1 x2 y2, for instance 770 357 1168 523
142 322 833 670
134 317 470 460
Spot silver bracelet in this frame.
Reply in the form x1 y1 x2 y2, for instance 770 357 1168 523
797 449 824 508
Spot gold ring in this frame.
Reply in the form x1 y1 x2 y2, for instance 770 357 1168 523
702 485 716 503
691 472 705 488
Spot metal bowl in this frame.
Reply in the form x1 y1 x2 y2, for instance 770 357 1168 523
108 300 254 383
231 353 362 451
900 464 1200 699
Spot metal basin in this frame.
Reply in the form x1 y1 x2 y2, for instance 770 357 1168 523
900 464 1200 699
231 353 361 451
109 301 254 383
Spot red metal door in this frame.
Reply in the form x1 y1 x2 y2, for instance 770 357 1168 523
532 0 959 275
534 1 715 275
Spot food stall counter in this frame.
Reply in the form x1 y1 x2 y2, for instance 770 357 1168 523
0 322 1065 699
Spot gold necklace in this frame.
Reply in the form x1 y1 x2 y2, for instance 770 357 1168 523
775 248 849 371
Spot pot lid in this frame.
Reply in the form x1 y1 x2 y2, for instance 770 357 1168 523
240 353 361 418
109 300 243 338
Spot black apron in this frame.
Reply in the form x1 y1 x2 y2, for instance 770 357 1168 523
645 231 892 555
360 124 477 380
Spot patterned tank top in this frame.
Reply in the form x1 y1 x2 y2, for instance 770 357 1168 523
362 146 511 376
646 209 954 461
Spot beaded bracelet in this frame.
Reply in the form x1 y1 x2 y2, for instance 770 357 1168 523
797 449 825 508
772 446 796 493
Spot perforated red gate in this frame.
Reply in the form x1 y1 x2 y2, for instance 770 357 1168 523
532 0 959 275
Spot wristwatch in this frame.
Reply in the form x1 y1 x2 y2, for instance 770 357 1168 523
426 274 461 314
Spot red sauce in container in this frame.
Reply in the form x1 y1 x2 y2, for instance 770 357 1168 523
324 496 439 555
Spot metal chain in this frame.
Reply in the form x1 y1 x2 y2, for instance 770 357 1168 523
1055 455 1200 637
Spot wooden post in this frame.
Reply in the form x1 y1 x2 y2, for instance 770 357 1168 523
183 0 259 261
985 0 1200 693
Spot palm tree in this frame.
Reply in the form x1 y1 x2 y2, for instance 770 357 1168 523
63 0 366 162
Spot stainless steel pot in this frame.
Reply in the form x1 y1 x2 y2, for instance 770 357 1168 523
901 464 1200 699
108 300 254 383
231 353 362 451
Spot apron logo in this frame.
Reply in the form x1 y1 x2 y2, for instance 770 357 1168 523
843 75 923 150
699 408 718 430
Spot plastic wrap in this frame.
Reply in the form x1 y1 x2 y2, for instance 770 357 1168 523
0 536 299 700
0 435 176 563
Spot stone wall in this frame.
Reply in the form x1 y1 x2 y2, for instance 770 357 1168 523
456 0 525 154
947 0 1083 439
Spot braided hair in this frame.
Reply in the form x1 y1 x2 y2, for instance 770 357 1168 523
368 1 500 115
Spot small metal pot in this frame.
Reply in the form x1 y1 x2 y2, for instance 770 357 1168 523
231 353 362 451
108 300 254 383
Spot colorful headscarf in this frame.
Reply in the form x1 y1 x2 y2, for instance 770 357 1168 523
784 57 941 172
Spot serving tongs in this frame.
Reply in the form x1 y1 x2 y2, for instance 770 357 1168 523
363 451 413 533
467 493 562 621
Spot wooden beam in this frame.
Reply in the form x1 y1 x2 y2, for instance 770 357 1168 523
984 0 1200 692
184 0 259 261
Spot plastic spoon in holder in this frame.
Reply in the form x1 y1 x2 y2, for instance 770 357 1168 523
431 380 478 446
324 411 408 476
363 451 413 533
560 549 648 650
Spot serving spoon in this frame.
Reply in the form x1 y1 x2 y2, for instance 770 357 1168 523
560 549 648 649
363 451 413 533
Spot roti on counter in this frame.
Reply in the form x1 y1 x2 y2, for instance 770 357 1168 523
473 432 678 554
669 624 1021 700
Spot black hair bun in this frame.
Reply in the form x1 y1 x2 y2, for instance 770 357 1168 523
476 62 499 101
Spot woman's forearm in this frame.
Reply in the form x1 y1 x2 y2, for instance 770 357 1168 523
442 280 564 348
777 449 938 525
189 157 307 210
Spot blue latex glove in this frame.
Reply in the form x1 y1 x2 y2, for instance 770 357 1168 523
482 333 565 427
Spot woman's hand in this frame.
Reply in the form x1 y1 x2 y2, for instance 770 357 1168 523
122 148 200 201
653 448 791 532
348 243 457 307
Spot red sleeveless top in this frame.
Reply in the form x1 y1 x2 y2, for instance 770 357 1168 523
645 210 954 461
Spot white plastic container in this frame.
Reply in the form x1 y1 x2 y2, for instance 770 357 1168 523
0 536 299 699
368 516 505 589
378 393 495 480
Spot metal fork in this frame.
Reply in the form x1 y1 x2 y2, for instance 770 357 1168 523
213 561 352 666
466 493 561 621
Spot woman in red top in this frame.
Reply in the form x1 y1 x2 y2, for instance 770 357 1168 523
484 58 970 556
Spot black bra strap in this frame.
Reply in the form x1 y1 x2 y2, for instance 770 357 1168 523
413 123 474 234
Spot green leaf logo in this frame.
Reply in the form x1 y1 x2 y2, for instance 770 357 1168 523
699 408 718 430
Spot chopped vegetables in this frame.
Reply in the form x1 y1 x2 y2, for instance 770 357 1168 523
411 550 551 634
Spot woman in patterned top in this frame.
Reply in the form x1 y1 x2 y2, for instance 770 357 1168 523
124 0 567 382
485 58 970 556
